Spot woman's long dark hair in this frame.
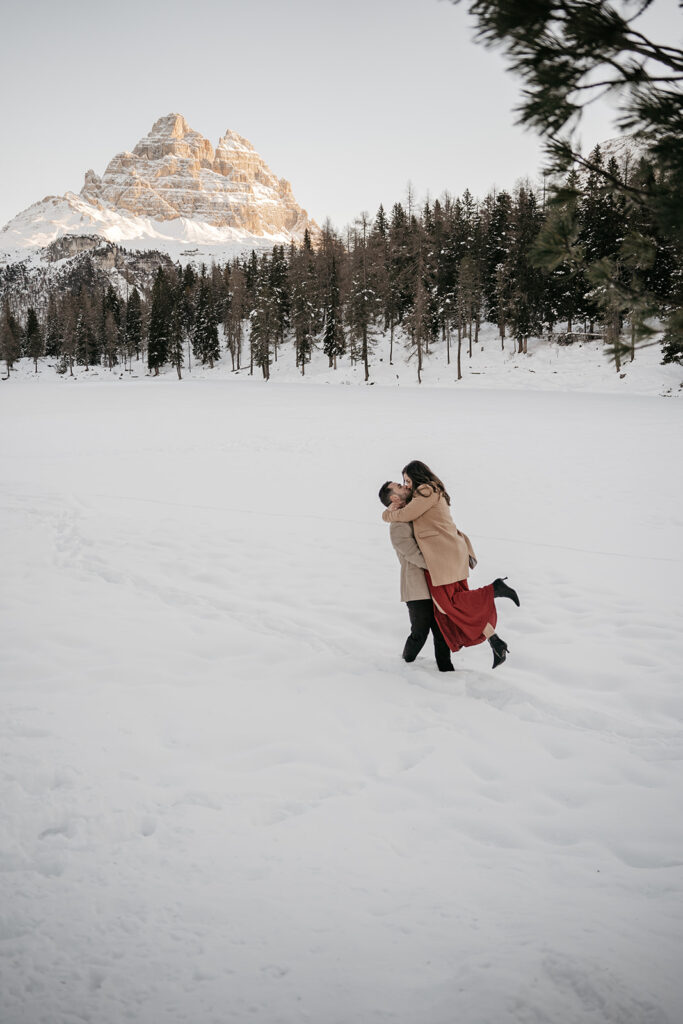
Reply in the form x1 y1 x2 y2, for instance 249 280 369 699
402 460 451 506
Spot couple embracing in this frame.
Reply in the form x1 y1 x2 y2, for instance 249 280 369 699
379 460 519 672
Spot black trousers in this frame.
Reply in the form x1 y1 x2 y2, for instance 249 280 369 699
403 599 453 670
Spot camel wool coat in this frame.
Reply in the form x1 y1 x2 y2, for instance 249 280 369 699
382 485 476 587
389 521 430 602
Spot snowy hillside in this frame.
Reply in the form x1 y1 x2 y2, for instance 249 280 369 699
1 377 682 1024
8 323 682 398
0 192 298 266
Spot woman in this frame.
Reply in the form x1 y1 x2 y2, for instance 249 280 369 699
381 460 519 669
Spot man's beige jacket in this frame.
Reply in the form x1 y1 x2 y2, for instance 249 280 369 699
389 521 431 602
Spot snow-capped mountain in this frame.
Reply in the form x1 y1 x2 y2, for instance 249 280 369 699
580 135 645 180
0 114 317 259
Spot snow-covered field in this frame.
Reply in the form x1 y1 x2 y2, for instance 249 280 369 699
1 373 682 1024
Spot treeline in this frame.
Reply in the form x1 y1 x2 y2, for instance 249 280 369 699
1 145 680 381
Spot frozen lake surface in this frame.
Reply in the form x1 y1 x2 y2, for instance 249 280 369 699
1 378 682 1023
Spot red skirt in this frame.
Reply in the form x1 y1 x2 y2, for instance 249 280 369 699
426 572 496 652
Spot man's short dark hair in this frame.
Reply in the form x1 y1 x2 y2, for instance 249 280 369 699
378 481 394 507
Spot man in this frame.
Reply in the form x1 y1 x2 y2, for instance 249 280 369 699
378 481 454 672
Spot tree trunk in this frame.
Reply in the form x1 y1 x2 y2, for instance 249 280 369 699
389 317 394 365
457 333 462 381
363 325 369 382
613 312 622 373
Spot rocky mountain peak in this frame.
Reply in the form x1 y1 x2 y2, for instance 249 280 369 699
1 114 316 255
216 128 255 153
131 113 215 165
74 113 314 237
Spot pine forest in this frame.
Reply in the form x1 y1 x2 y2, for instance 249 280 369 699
2 145 681 384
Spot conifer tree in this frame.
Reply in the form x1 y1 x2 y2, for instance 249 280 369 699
482 189 513 339
102 309 119 370
25 307 43 373
73 293 99 369
44 295 63 359
388 202 414 327
148 268 172 375
125 287 143 368
60 297 77 377
269 245 290 360
176 264 194 366
192 274 220 368
535 169 587 336
368 204 392 350
0 303 21 377
75 312 90 368
289 243 317 376
168 287 185 380
433 194 458 361
457 255 480 360
579 149 625 262
249 256 275 380
427 197 450 358
493 263 512 350
224 263 247 370
100 286 121 370
322 254 346 368
245 250 259 301
404 267 431 384
346 213 379 382
442 195 468 354
506 186 546 353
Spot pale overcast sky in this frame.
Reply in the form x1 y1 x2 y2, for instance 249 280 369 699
1 0 680 231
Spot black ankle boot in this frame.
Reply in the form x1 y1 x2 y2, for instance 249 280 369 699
437 661 455 673
492 577 520 607
488 633 509 669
